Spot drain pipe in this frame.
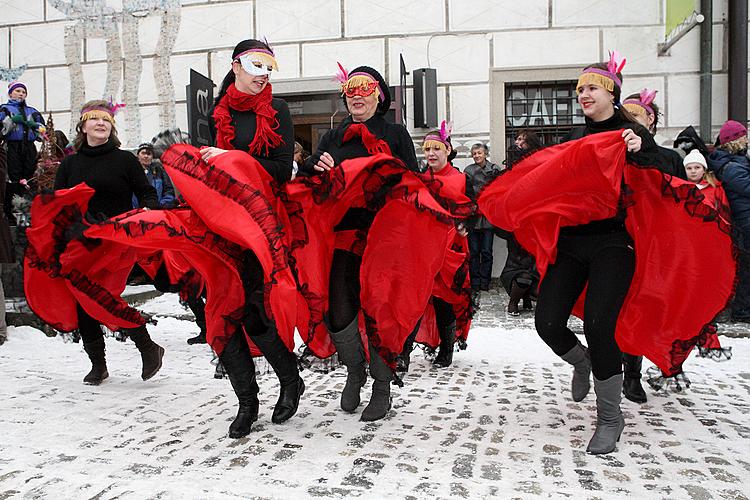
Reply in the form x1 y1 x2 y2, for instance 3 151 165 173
728 0 748 124
699 0 713 141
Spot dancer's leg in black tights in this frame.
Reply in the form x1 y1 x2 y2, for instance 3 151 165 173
328 249 362 332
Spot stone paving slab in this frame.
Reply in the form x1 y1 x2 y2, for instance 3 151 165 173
1 292 749 499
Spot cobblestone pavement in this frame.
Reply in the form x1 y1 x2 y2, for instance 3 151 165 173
1 290 749 499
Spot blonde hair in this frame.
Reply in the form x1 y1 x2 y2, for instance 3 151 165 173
721 137 748 155
73 99 121 151
341 74 381 101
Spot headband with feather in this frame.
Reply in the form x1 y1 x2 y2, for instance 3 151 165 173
623 88 658 117
576 50 627 96
423 120 453 150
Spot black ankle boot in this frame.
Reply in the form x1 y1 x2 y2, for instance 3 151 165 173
187 331 207 345
186 294 207 345
433 322 456 368
221 331 260 438
126 326 165 380
251 329 304 424
82 337 109 385
507 282 527 316
396 326 418 373
622 353 647 403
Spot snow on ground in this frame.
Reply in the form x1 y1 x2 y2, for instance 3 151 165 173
1 291 749 499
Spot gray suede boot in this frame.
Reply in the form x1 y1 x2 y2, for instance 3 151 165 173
361 342 393 422
560 340 591 402
587 373 626 455
328 316 367 413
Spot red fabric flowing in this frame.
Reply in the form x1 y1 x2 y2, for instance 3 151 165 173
413 164 474 347
342 123 393 156
24 185 144 332
160 145 299 354
285 154 464 365
213 83 282 156
83 208 246 355
478 131 735 376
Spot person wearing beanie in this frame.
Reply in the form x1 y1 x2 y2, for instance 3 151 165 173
1 81 45 224
708 120 750 322
132 142 176 209
300 63 419 422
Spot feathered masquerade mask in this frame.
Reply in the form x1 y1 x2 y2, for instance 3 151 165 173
234 46 278 76
334 62 382 101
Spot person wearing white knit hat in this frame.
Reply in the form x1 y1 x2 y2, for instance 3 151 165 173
683 149 713 187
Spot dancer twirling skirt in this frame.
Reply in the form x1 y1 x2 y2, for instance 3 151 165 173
46 99 161 385
479 52 735 455
196 39 303 437
299 64 419 421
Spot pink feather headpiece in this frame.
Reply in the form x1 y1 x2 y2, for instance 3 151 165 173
333 62 349 85
623 88 657 116
576 50 627 96
423 120 453 149
81 97 126 124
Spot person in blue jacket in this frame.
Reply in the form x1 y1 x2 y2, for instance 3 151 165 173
707 119 750 322
1 82 45 223
132 142 176 209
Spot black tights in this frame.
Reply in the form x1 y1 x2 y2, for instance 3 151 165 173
240 251 272 337
77 304 104 343
328 249 362 332
535 232 635 380
433 297 455 331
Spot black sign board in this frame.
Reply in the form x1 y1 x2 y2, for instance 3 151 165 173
186 69 214 147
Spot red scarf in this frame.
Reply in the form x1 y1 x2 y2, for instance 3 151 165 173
342 122 392 156
213 83 283 156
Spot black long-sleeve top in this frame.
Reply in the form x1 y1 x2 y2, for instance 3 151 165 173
299 114 418 231
300 114 419 175
54 140 158 219
208 98 294 184
561 112 662 236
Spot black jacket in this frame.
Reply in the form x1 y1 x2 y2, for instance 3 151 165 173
54 140 158 219
208 97 294 185
300 114 418 175
464 160 502 230
300 114 418 231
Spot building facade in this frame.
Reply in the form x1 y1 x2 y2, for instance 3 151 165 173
1 0 743 274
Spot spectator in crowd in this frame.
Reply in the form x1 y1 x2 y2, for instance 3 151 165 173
464 143 502 291
707 120 750 323
132 142 176 209
0 82 44 224
293 141 309 179
505 129 543 169
0 138 15 345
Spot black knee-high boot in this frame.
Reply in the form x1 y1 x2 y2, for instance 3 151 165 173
251 329 304 424
220 331 259 438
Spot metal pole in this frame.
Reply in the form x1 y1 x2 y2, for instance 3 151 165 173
728 0 748 124
699 0 713 141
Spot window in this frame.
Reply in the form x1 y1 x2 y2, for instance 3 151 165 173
504 80 584 157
